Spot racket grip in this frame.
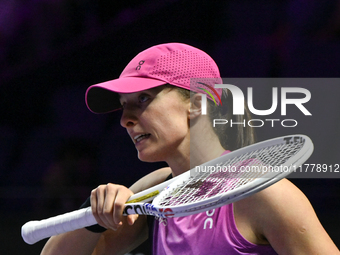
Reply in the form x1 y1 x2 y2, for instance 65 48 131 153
21 207 96 245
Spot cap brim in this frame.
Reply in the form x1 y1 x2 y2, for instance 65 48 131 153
86 77 167 114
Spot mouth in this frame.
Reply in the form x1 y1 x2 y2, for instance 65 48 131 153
134 133 151 143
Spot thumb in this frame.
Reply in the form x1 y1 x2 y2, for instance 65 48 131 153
127 214 139 225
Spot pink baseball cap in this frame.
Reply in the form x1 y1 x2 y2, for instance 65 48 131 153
85 43 223 113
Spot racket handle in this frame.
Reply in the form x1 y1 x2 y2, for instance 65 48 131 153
21 207 96 245
22 175 174 245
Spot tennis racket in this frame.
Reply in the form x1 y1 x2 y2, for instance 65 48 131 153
22 134 313 245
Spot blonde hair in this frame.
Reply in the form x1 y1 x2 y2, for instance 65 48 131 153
170 85 256 150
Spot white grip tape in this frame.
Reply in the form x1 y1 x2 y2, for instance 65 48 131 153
21 207 96 245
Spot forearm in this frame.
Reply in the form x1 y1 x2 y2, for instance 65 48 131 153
41 228 101 255
41 168 169 255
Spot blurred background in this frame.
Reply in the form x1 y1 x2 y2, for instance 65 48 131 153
1 0 340 254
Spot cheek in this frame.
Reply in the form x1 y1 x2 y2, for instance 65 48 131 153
145 95 189 139
161 110 189 138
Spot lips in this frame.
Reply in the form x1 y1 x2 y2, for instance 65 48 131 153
134 133 151 143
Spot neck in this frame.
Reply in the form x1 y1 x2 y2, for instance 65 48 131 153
188 128 225 169
164 137 191 177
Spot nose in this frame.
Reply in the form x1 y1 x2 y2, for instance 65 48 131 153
120 106 138 128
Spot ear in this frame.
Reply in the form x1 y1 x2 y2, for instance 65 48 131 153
189 93 203 119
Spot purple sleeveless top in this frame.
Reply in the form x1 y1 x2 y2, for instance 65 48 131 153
152 203 278 255
151 151 277 254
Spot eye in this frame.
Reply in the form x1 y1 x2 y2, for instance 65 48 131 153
139 94 150 103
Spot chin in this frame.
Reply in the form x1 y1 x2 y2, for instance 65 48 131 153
137 150 163 163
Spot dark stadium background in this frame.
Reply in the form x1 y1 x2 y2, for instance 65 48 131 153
1 1 339 253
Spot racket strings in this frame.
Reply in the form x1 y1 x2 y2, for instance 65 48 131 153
159 140 305 207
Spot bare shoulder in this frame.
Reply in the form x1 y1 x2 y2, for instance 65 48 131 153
129 167 172 194
235 179 340 254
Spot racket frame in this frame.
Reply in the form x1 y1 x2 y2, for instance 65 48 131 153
21 134 314 244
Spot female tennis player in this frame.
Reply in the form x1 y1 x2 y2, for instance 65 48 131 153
41 43 339 254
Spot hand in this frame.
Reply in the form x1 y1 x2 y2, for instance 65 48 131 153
90 183 138 231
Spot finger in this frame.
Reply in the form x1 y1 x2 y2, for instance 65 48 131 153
112 185 134 225
90 187 100 222
102 183 120 228
127 214 139 226
91 185 110 228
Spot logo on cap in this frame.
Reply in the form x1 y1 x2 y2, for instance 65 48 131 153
136 60 145 70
